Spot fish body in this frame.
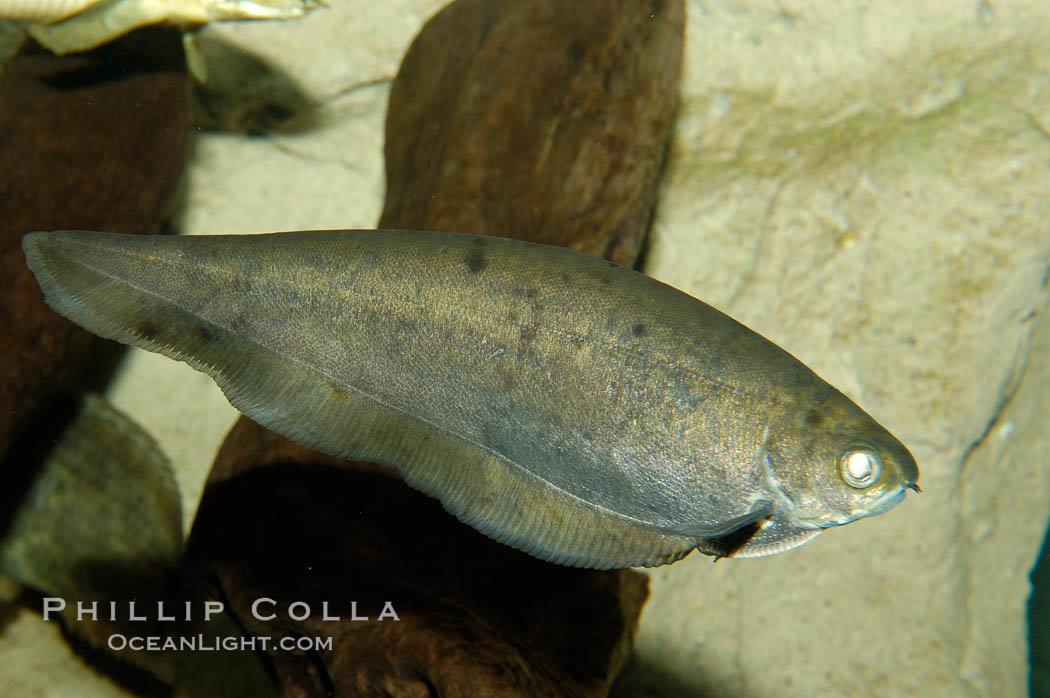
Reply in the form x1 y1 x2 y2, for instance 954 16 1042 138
22 229 918 568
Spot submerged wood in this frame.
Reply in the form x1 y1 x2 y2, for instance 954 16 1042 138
0 29 188 463
194 420 650 697
0 394 182 683
380 0 684 266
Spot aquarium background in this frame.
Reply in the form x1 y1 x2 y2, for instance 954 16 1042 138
1 0 1049 696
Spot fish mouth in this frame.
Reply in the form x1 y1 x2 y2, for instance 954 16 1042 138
792 486 911 530
859 487 908 518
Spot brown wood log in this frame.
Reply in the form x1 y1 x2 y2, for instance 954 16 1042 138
0 28 189 463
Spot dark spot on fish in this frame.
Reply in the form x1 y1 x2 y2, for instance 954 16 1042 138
393 318 418 347
329 382 348 400
588 268 612 285
359 251 382 269
588 270 613 285
804 410 825 429
497 365 516 391
464 237 487 274
136 320 159 340
631 323 647 338
518 324 536 355
192 323 216 343
525 289 538 299
559 270 571 284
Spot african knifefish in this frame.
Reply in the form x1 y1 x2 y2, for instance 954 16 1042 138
22 229 918 569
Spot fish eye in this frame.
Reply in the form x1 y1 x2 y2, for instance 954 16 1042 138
840 449 881 488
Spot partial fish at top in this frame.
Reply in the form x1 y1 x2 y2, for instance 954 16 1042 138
0 0 318 58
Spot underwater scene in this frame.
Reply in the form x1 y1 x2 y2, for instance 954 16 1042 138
1 1 1048 696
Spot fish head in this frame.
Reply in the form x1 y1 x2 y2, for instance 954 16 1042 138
762 388 919 531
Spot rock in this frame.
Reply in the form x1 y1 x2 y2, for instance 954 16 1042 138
1 392 277 695
0 394 183 683
0 28 189 463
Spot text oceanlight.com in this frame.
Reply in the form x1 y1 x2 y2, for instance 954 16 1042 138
107 634 334 652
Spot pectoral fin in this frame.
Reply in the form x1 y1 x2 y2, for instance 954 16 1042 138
674 499 775 540
698 518 822 559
